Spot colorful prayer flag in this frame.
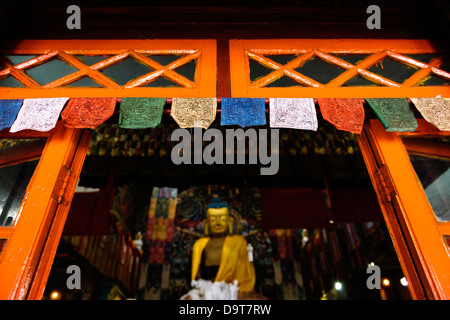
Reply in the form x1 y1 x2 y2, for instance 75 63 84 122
0 99 23 131
317 98 364 134
410 97 450 131
61 97 116 129
270 98 318 131
10 98 69 133
119 97 166 129
221 98 266 128
171 98 217 129
365 98 417 132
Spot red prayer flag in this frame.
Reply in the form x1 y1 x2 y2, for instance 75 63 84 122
317 98 365 134
61 97 116 129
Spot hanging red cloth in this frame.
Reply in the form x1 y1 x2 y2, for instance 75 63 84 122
61 97 116 129
317 98 365 134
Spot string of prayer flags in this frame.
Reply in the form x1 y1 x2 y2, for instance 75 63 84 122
410 97 450 131
365 98 418 132
317 98 364 134
10 97 69 133
61 97 116 129
221 98 266 128
171 98 217 129
269 98 318 131
0 99 23 131
119 97 166 129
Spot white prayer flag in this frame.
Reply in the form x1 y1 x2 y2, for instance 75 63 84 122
269 98 318 130
10 98 69 133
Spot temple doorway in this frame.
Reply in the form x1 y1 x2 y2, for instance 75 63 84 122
42 112 411 300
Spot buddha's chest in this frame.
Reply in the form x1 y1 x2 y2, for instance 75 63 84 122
204 237 225 267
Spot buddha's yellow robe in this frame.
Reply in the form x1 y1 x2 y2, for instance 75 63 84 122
191 235 256 293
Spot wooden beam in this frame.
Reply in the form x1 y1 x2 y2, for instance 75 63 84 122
217 40 231 98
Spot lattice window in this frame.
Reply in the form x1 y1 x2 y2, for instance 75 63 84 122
0 40 216 98
230 39 450 98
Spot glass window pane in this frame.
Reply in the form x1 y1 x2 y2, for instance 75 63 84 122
265 54 298 65
101 58 153 86
367 58 418 84
0 76 25 88
75 55 111 66
174 59 197 82
63 76 103 88
414 75 450 87
265 76 305 87
0 159 40 227
294 56 346 85
402 136 450 222
333 54 369 66
3 55 38 66
145 54 183 66
25 58 79 85
405 54 441 64
143 76 182 87
249 58 274 83
342 74 382 87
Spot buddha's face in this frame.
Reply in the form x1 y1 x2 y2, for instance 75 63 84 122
206 207 230 236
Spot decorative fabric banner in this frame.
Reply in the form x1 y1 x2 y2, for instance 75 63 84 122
317 98 364 134
0 99 23 131
365 98 418 132
141 186 178 300
410 97 450 131
10 98 69 133
221 98 266 128
171 98 217 129
61 97 116 129
119 98 166 129
269 98 318 131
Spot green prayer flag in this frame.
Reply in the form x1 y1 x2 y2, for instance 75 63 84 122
365 98 418 132
119 98 166 129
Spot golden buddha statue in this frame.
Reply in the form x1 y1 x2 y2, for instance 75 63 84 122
190 199 256 296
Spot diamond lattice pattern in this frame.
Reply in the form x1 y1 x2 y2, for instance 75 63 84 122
0 50 200 89
247 50 450 88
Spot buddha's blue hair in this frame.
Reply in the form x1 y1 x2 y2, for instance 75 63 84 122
205 197 231 216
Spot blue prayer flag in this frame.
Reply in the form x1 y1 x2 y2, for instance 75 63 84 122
220 98 266 127
0 99 23 131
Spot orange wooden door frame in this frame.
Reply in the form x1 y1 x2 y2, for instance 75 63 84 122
0 123 91 300
358 119 450 300
229 39 450 98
